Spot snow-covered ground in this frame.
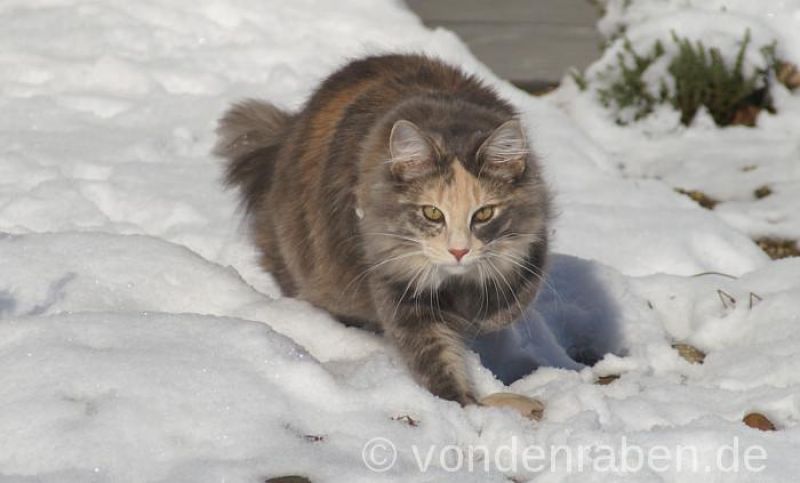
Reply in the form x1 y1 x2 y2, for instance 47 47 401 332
561 0 800 241
1 1 798 481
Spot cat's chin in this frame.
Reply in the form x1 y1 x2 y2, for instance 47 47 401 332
438 263 473 276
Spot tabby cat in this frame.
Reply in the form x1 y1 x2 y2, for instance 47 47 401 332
215 54 550 405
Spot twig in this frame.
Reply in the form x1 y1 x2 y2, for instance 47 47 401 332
718 289 736 309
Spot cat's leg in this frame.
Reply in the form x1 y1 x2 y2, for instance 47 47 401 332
385 309 477 406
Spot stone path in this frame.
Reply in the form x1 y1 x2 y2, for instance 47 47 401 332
406 0 601 88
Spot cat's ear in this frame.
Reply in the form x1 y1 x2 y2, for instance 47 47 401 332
478 119 528 180
389 120 437 181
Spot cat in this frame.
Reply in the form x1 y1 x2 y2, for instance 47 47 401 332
214 54 551 405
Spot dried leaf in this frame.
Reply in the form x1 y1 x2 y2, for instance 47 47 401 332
717 289 736 309
730 105 761 126
481 392 544 421
753 185 772 199
596 374 621 385
756 238 800 260
675 188 719 209
265 476 312 483
672 343 706 364
391 415 419 427
777 62 800 89
749 292 763 309
743 412 776 431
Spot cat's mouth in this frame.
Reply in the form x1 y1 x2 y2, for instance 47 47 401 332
436 258 479 276
441 264 470 275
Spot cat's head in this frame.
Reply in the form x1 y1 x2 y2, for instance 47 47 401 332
359 116 550 289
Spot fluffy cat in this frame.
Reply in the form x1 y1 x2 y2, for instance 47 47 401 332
215 54 551 405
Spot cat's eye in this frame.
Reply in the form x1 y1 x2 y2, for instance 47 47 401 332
422 205 444 222
472 205 495 224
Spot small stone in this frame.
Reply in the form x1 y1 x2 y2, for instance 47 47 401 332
480 392 544 421
596 374 621 385
743 412 776 431
672 343 706 364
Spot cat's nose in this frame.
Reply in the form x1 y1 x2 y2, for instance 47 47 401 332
448 248 470 262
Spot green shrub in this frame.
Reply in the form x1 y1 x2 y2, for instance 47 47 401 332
596 38 666 123
570 68 589 91
588 30 778 127
668 31 775 125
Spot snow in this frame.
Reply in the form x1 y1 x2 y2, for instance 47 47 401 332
1 0 799 482
565 0 800 241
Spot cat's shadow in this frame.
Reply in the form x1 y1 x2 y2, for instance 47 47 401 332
471 254 625 385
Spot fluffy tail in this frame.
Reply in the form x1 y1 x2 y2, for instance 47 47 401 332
214 99 292 214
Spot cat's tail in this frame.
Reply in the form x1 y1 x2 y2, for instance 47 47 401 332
213 99 293 214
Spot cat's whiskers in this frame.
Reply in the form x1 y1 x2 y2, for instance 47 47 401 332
390 262 428 323
487 248 567 318
475 263 488 322
435 286 445 325
414 263 436 298
343 250 424 298
485 249 548 287
362 232 422 245
484 249 565 310
428 274 445 325
416 264 438 318
484 257 524 317
485 232 541 247
456 261 499 338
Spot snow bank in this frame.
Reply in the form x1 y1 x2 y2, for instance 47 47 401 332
561 0 800 240
1 0 799 481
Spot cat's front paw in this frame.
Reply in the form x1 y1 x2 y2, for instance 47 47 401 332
430 381 478 407
457 392 479 407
